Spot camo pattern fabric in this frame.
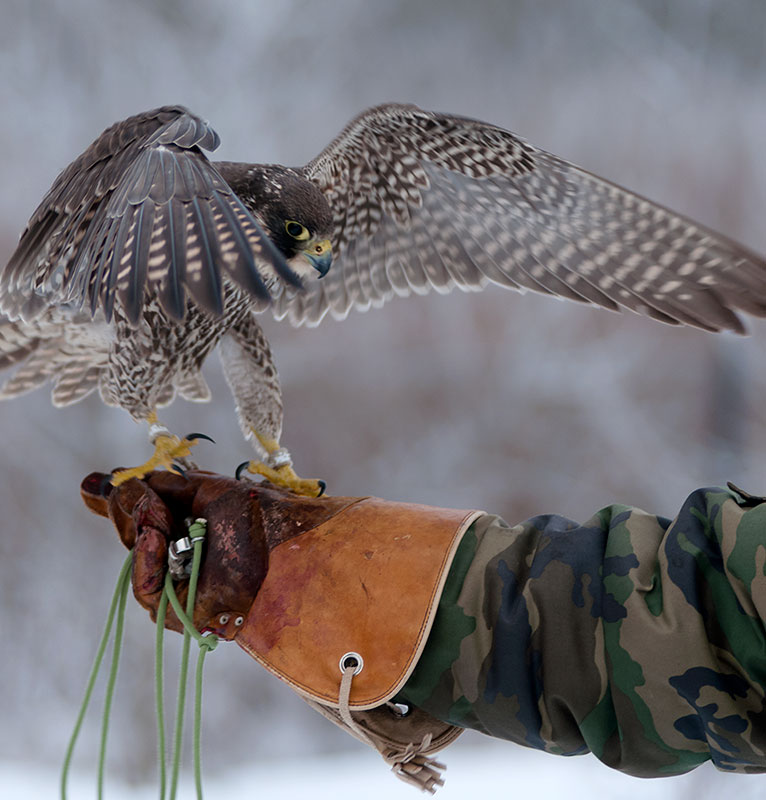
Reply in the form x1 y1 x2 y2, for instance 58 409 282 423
399 485 766 776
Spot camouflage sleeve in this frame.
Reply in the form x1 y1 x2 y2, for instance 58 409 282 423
398 485 766 776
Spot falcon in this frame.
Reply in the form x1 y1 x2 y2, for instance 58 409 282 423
1 104 765 494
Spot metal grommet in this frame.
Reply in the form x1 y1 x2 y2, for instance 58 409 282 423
219 614 230 625
339 651 364 675
234 616 244 627
387 701 412 718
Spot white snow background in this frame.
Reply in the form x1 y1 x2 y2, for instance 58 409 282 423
7 742 766 799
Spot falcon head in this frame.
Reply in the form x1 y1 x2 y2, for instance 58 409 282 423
230 164 333 281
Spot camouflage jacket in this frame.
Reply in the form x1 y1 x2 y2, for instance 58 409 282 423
399 485 766 776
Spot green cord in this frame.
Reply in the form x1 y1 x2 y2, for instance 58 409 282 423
163 523 218 800
61 552 133 800
194 644 210 798
163 579 219 652
168 589 192 800
155 591 169 800
97 563 131 799
63 518 217 800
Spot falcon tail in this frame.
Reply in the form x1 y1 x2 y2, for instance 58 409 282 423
0 316 105 406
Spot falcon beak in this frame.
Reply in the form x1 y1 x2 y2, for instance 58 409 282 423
303 238 332 278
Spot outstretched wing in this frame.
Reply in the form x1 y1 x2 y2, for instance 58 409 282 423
1 106 299 325
277 103 766 331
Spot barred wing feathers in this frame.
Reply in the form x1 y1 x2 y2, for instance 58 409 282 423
1 106 298 325
277 103 766 331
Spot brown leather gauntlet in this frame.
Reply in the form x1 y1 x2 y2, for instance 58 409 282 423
81 470 483 792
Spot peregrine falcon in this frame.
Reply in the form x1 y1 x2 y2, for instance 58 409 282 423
1 104 764 494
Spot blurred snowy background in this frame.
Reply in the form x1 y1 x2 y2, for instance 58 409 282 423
2 0 766 797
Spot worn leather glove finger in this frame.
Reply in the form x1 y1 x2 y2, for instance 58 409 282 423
82 472 186 629
81 472 151 549
130 484 175 618
81 472 177 622
81 470 271 637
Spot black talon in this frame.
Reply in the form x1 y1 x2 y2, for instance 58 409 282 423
235 461 251 481
171 463 188 479
100 473 116 496
316 480 327 498
185 432 215 444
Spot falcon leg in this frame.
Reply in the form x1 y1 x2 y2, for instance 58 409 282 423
244 430 325 497
110 411 212 486
219 316 325 497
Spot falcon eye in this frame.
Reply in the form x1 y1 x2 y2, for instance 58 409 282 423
285 220 310 240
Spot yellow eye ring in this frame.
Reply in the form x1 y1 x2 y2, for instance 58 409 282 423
285 220 310 240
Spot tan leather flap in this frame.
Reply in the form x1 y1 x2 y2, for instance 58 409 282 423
236 497 482 709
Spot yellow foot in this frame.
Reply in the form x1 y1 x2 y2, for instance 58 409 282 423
243 430 325 497
111 433 203 487
242 461 326 497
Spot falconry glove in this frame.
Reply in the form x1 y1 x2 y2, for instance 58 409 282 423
81 470 482 792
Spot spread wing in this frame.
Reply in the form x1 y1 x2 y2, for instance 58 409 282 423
275 102 766 331
1 106 299 325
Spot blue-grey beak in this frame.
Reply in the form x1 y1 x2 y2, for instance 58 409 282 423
304 239 332 278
